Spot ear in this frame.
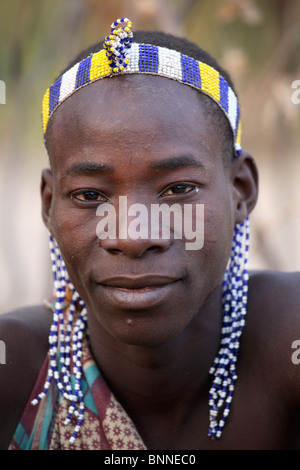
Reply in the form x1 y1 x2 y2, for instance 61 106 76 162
230 151 259 224
41 168 53 231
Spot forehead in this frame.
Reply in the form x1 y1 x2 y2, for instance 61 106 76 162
46 74 225 172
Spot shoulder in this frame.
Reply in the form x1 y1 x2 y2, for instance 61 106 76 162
247 270 300 327
248 269 300 302
245 270 300 395
246 270 300 342
0 304 52 449
0 303 52 346
0 304 52 372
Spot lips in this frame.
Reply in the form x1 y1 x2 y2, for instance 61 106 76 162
99 275 179 289
96 275 181 310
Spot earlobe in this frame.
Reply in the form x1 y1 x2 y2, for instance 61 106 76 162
41 168 53 230
231 151 259 224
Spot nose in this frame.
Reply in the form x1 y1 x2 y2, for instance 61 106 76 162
96 197 173 258
100 235 172 258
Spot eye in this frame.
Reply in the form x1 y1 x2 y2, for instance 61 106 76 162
71 190 107 203
160 182 199 198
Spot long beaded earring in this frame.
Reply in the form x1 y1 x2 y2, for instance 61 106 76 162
208 216 250 439
31 235 88 443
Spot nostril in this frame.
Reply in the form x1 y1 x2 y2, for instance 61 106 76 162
101 240 171 258
147 244 164 252
106 248 122 255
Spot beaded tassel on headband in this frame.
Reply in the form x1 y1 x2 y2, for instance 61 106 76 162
103 18 133 73
41 17 242 156
208 216 250 439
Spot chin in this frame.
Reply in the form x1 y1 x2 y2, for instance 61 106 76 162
89 303 199 350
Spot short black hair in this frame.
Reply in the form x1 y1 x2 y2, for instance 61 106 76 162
53 30 237 161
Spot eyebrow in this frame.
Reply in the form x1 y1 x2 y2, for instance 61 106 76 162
60 162 114 179
60 155 205 179
151 155 205 171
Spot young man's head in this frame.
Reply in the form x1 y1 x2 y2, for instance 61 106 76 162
41 20 258 347
38 17 258 442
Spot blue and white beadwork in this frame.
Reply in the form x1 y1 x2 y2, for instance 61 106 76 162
31 236 88 444
208 216 250 438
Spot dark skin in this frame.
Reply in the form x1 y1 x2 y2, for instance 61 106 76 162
1 74 300 450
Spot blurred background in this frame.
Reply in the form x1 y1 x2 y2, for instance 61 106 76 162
0 0 299 313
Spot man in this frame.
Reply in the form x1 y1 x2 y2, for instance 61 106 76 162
1 18 300 450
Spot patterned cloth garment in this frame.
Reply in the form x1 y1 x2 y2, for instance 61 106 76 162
9 304 147 451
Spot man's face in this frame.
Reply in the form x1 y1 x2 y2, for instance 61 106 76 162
44 74 236 347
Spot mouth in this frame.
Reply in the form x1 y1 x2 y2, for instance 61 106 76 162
100 274 180 289
97 275 182 310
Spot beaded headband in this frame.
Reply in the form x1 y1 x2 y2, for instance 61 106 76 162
42 18 242 156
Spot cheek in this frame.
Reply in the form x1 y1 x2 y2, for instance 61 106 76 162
205 206 233 247
50 199 99 287
199 196 235 284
